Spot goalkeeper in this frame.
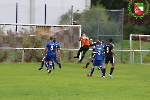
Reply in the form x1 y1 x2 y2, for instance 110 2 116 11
74 33 90 62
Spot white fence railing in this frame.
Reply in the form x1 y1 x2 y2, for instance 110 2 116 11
0 47 150 63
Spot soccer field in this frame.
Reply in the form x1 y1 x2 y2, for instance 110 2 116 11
0 62 150 100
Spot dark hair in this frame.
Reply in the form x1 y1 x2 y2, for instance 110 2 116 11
53 38 56 42
109 38 113 43
50 36 53 41
101 40 105 44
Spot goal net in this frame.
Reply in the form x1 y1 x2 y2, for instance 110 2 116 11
130 34 150 64
0 23 81 62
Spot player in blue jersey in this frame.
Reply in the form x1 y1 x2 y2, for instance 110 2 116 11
52 38 61 69
100 40 105 59
87 40 104 77
98 40 105 70
43 36 57 74
38 38 61 70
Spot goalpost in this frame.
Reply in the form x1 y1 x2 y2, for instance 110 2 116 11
0 23 81 62
130 34 150 64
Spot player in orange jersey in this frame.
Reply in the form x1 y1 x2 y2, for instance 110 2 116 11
74 33 90 62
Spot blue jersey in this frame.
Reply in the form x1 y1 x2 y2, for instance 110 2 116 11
100 44 105 49
54 42 60 50
93 45 103 60
100 44 105 59
45 41 56 55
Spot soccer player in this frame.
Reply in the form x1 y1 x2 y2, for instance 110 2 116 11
38 38 61 70
102 38 117 78
74 33 90 62
52 38 61 69
87 40 104 77
98 40 105 70
43 36 57 74
100 40 105 59
83 39 96 69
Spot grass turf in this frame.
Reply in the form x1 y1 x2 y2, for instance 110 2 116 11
0 62 150 100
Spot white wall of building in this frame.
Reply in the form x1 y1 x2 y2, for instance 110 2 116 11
0 0 91 24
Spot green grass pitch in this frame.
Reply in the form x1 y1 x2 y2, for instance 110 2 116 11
0 62 150 100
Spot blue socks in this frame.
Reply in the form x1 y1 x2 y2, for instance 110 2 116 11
90 68 95 75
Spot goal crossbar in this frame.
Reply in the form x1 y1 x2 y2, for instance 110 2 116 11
0 23 81 27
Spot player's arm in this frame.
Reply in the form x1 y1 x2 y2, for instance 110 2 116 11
86 37 89 40
93 51 98 54
43 47 47 56
57 44 61 51
53 45 58 55
92 47 98 54
55 49 57 55
111 50 117 56
79 37 83 41
111 45 117 56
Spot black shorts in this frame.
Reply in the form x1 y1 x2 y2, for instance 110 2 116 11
105 55 114 64
79 46 89 53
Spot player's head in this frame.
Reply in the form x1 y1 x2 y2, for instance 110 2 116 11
50 36 53 41
101 40 105 44
109 38 113 43
82 33 86 39
53 38 56 43
82 33 86 37
96 40 101 45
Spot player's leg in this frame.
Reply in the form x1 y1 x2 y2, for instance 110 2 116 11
44 55 49 70
87 59 98 77
79 47 89 62
52 62 55 70
87 66 95 77
47 61 53 73
98 54 105 70
38 56 45 70
110 63 115 75
102 57 109 78
58 63 61 69
52 55 57 70
98 60 104 75
109 57 115 78
45 55 54 74
54 56 61 69
44 61 49 70
74 47 83 58
83 56 93 69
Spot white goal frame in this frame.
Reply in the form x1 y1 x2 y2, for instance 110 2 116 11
130 34 150 64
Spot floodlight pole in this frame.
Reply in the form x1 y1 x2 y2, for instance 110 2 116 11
97 8 100 40
45 4 46 24
16 2 18 33
70 6 73 25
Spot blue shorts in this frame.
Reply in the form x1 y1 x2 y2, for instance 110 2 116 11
93 60 103 66
44 54 54 62
102 54 105 60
